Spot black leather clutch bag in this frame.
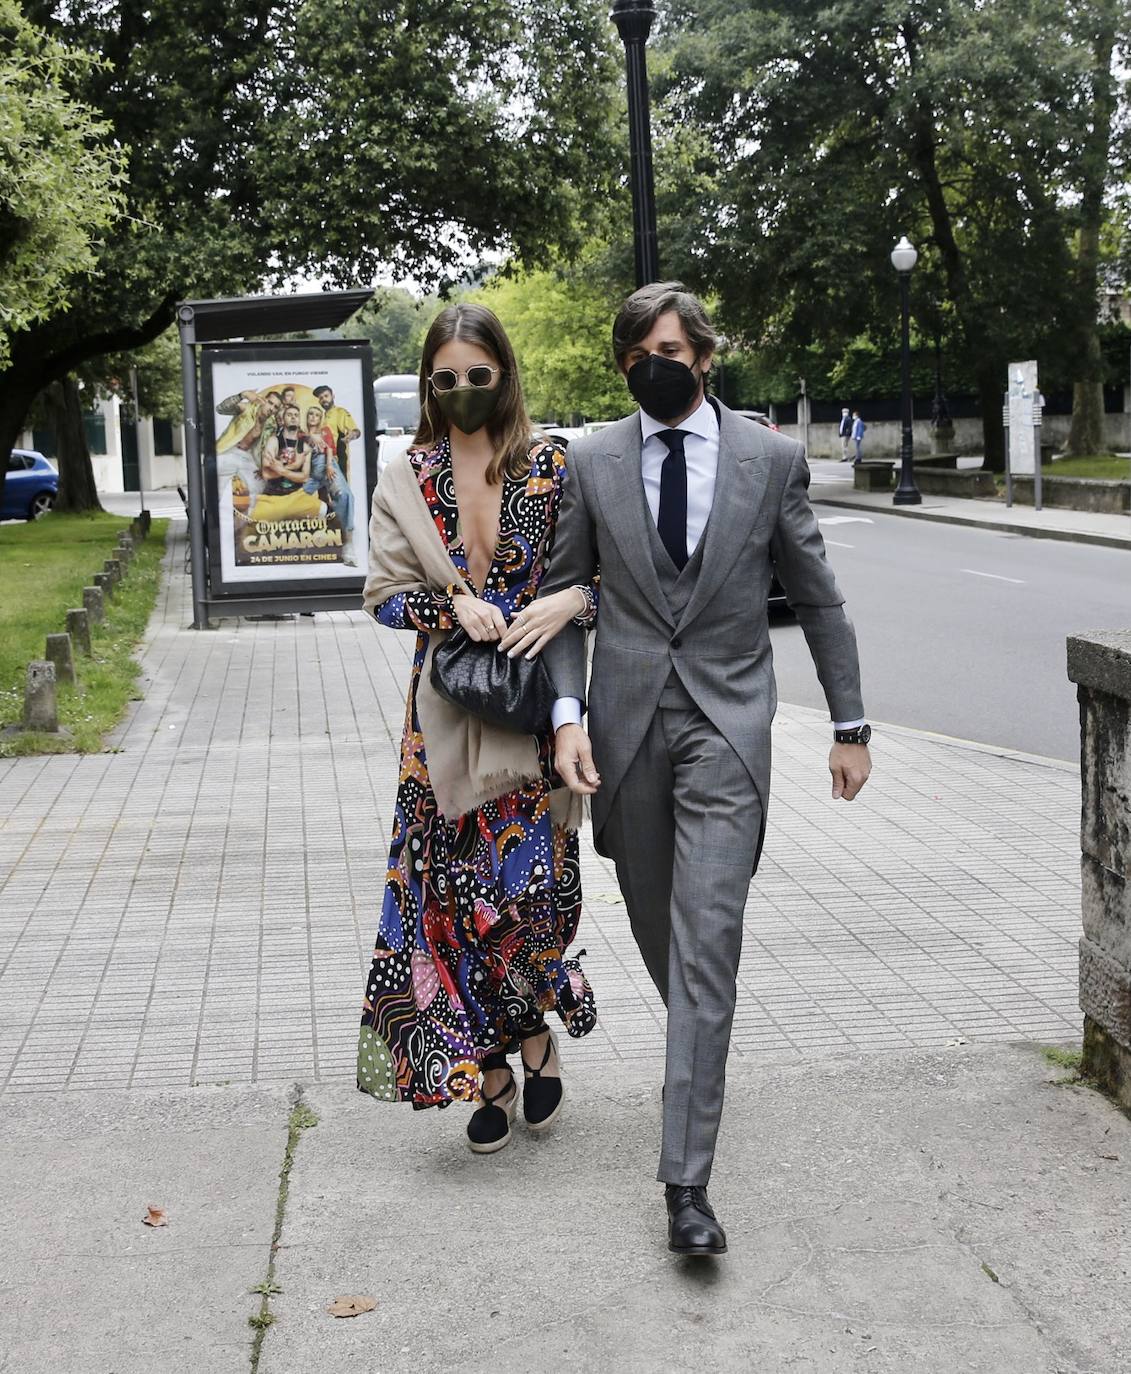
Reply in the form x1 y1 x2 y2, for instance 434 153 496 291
430 628 556 734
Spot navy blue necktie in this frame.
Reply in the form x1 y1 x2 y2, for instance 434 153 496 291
656 428 689 571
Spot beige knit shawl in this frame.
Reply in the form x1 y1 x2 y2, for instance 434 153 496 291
363 451 580 829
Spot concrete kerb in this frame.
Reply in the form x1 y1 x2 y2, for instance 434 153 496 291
814 494 1131 550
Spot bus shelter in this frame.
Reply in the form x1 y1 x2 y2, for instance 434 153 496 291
178 290 374 629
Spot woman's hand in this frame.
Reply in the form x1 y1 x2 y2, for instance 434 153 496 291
497 588 588 659
452 592 507 642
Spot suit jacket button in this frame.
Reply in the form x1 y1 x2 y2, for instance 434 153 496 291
671 636 682 649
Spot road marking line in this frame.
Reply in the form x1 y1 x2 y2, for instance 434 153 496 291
823 539 855 548
818 516 874 525
960 569 1026 584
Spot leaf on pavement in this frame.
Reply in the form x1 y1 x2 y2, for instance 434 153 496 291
142 1205 168 1227
327 1295 377 1318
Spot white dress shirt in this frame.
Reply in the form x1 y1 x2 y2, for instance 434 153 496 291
550 400 863 733
640 395 720 559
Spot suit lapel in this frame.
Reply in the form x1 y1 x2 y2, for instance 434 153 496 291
677 404 773 633
589 415 676 628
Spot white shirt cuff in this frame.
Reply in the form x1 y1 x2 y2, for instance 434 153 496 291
551 697 583 731
833 718 866 731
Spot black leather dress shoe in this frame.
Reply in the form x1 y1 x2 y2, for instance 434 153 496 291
665 1184 727 1256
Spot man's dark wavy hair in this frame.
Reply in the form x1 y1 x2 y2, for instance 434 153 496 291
612 281 719 368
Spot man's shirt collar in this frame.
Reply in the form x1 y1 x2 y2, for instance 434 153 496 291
638 393 719 445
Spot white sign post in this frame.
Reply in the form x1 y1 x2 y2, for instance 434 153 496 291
1004 360 1042 510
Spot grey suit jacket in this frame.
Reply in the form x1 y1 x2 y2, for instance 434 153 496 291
539 401 864 870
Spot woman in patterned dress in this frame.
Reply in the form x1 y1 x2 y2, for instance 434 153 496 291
358 303 597 1153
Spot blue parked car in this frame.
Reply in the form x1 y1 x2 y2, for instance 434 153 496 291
4 450 58 520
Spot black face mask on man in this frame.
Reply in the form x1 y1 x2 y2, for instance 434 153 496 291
626 353 704 422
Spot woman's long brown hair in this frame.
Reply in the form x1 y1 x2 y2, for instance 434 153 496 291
413 303 536 484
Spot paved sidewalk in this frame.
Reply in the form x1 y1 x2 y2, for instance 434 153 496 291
0 525 1084 1094
2 1048 1126 1373
807 460 1131 550
0 523 1125 1373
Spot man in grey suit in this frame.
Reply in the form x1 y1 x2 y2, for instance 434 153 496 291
537 283 872 1256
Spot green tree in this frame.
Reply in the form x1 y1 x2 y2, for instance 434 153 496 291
1 0 125 512
473 256 632 421
0 1 124 368
656 0 1089 468
1063 0 1123 456
0 0 622 510
343 288 437 377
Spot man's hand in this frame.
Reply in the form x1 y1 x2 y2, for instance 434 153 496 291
555 723 601 795
830 743 871 801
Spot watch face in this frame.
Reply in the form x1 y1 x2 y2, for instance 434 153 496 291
837 724 871 745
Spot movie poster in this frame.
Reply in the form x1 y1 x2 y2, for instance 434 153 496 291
201 343 375 597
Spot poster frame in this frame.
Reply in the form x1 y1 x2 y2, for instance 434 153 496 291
200 340 377 602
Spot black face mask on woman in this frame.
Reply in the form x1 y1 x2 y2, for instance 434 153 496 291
436 384 502 435
626 353 704 422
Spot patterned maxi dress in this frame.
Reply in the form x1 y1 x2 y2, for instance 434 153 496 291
357 437 597 1109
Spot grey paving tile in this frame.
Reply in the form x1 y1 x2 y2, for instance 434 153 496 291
0 524 1087 1093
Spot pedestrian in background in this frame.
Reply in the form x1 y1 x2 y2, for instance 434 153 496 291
851 410 866 464
838 406 852 461
359 302 598 1155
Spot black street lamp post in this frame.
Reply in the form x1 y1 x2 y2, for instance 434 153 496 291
611 0 660 288
890 235 922 505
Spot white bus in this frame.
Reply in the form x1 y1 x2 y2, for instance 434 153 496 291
374 373 420 477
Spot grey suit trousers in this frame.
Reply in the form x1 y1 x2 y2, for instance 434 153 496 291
602 691 762 1187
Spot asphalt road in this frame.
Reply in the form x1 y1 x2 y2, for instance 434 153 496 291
769 504 1129 762
100 488 1127 761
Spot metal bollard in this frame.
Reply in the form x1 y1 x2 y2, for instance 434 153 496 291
24 661 58 732
83 586 104 624
66 608 92 656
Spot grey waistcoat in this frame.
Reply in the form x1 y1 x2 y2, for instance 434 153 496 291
647 508 703 710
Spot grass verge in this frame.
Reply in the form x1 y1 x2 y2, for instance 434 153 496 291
248 1095 320 1370
1041 454 1130 480
0 511 169 755
1040 1042 1102 1091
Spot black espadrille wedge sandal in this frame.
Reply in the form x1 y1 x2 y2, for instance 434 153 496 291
466 1049 517 1154
518 1021 563 1132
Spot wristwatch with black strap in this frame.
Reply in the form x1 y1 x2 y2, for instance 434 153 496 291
833 723 871 746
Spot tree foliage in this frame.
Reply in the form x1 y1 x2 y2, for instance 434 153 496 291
0 0 623 507
342 288 438 377
473 255 633 422
0 1 124 367
653 0 1113 466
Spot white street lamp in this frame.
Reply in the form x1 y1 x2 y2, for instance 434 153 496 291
890 235 919 275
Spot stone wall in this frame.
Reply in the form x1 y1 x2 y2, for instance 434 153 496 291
786 411 1131 460
1012 476 1130 514
1067 629 1131 1109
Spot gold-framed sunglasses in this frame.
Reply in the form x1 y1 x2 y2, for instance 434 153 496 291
428 365 502 393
